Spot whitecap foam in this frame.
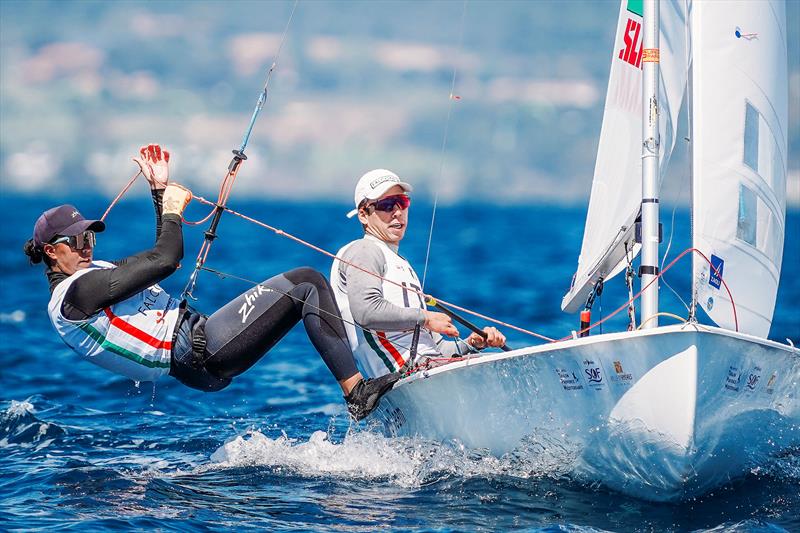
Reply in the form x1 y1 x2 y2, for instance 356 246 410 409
5 399 36 417
206 427 579 488
1 398 65 447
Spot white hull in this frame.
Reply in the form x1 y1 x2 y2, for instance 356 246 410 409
371 324 800 501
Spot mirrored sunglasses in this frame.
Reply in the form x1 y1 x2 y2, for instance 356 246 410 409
369 194 411 213
51 230 96 250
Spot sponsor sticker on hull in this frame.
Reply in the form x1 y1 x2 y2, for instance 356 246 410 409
611 360 634 386
556 367 584 391
582 358 605 391
725 365 741 392
744 365 762 394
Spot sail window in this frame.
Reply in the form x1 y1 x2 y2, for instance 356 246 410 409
737 184 757 246
743 102 759 172
743 100 785 195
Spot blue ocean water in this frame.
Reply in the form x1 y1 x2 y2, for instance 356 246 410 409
1 193 798 532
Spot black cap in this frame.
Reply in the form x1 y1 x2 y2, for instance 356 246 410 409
33 204 105 247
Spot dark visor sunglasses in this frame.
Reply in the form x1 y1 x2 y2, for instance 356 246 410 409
367 194 411 213
50 230 96 250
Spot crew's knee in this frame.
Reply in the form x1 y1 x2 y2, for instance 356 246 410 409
284 266 329 290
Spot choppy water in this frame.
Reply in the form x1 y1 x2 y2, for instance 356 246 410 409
2 194 798 531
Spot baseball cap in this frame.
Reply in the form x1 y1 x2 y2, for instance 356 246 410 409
33 204 106 247
346 169 413 218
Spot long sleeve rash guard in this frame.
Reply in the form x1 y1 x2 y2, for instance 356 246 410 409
46 190 184 321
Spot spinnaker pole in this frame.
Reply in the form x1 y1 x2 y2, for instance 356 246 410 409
640 0 661 328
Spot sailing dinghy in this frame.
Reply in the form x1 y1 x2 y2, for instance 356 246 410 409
369 0 799 501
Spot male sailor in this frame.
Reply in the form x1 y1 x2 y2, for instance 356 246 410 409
331 169 506 377
23 145 399 420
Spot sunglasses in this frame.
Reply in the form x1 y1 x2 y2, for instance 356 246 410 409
50 230 96 250
367 194 411 213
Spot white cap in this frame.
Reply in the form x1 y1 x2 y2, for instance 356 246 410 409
346 169 413 218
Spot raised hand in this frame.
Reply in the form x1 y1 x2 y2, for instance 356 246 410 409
133 143 170 190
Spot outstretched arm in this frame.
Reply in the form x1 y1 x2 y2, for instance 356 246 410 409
60 184 192 321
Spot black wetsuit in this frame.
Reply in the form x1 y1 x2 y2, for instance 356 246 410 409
48 190 357 391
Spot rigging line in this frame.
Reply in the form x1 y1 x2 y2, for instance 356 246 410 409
181 0 299 300
684 0 697 313
659 168 691 314
421 0 468 290
100 170 142 222
193 194 556 342
556 246 739 342
656 0 694 315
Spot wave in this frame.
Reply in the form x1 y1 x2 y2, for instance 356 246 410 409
0 398 65 449
206 426 580 488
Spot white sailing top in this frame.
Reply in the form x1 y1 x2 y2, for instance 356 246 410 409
48 260 181 382
332 235 467 377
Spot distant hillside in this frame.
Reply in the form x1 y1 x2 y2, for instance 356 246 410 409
1 0 798 205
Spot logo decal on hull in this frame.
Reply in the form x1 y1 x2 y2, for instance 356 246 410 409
745 366 762 392
556 367 584 391
582 359 604 391
765 372 777 394
725 365 741 392
611 360 633 384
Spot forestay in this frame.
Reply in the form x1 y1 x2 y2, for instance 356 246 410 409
691 0 788 337
562 0 688 313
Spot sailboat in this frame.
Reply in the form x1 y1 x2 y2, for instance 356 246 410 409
368 0 799 501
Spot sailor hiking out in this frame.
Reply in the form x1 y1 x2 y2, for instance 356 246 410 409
24 145 399 420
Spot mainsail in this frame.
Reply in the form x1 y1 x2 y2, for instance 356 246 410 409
691 0 788 337
562 0 688 313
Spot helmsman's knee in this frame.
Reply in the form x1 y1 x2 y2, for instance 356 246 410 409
284 266 329 291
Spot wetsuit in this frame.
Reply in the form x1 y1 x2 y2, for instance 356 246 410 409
331 234 472 377
48 190 357 391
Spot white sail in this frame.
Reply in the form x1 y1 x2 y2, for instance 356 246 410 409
562 0 688 313
691 0 788 337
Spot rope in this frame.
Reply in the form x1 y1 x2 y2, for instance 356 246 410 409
556 247 739 341
192 194 556 342
421 0 468 290
637 312 687 330
100 170 141 222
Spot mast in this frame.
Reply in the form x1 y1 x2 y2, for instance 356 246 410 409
640 0 661 328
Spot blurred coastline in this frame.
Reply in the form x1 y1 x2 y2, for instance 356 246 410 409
1 0 798 206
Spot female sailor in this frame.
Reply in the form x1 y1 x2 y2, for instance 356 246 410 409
23 145 398 420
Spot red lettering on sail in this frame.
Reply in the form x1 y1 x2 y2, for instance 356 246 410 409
619 18 643 69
